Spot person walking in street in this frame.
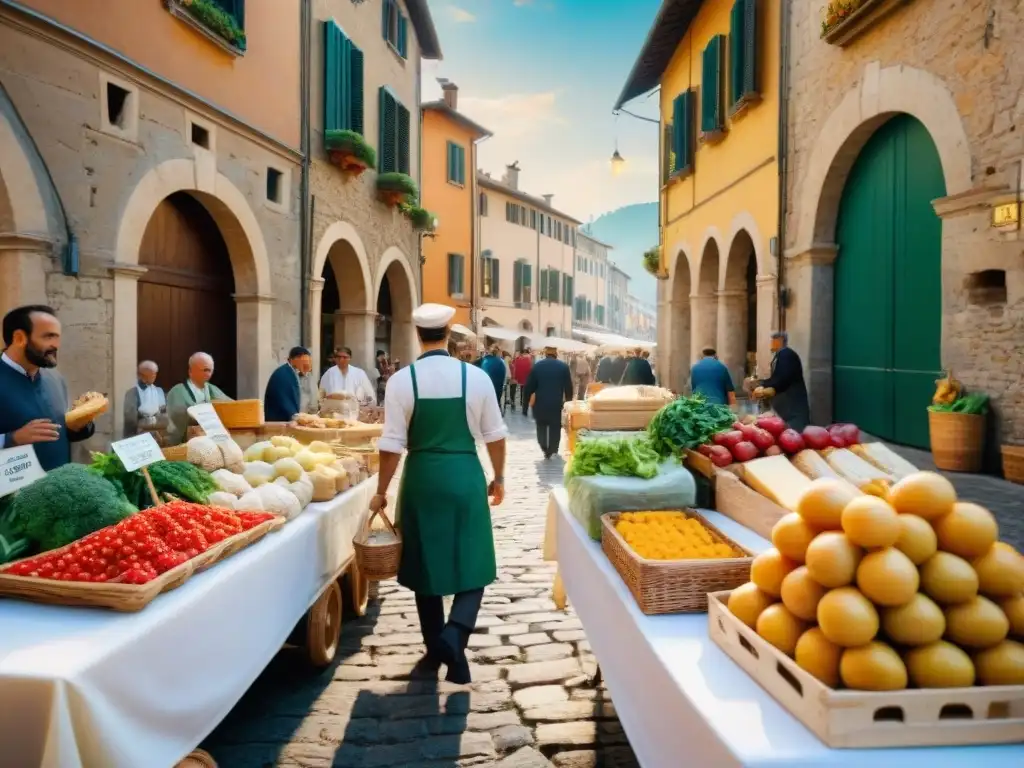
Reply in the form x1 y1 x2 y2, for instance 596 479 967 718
574 354 592 399
690 348 737 406
263 347 313 423
373 303 507 685
0 305 98 470
375 350 392 406
123 360 167 439
754 331 811 431
479 345 507 408
165 352 232 445
523 344 573 459
623 347 656 386
512 348 533 415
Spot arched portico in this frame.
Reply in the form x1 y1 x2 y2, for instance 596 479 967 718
312 221 374 373
374 246 418 366
664 245 693 393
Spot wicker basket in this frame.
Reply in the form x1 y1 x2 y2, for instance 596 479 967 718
353 507 402 581
163 444 189 462
1002 445 1024 485
601 511 753 615
212 399 264 429
928 410 985 472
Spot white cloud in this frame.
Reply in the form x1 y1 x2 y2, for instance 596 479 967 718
460 92 563 139
448 6 476 22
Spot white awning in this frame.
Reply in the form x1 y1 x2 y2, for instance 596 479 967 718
530 335 597 353
451 323 476 337
479 325 530 341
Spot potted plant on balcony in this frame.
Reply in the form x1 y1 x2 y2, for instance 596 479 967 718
642 246 662 278
400 204 437 232
174 0 247 52
325 130 376 176
376 172 418 208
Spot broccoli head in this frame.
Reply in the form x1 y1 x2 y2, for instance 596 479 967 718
9 463 138 552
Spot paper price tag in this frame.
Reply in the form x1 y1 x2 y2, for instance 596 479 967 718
111 432 165 473
0 445 46 498
187 403 230 443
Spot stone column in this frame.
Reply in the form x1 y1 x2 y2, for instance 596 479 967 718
307 277 325 374
234 293 274 399
783 247 835 425
334 309 375 371
690 293 718 364
110 263 148 440
0 235 49 312
391 312 418 367
756 274 779 379
716 288 748 389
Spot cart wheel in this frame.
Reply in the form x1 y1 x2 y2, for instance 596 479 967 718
347 559 370 617
175 750 217 768
306 580 342 667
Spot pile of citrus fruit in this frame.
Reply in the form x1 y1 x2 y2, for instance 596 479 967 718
726 471 1024 690
615 511 742 561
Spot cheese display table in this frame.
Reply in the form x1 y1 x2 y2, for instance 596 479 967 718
550 488 1024 766
0 478 375 768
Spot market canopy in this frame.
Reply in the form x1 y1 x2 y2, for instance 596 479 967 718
528 335 596 353
478 324 530 342
450 323 476 337
572 328 656 349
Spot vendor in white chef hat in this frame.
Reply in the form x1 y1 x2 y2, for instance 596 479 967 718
373 303 508 685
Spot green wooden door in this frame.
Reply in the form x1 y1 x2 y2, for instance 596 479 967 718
833 115 945 448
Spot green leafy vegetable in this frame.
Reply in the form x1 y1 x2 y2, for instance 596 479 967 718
928 393 990 416
566 436 661 480
89 453 218 508
647 394 736 456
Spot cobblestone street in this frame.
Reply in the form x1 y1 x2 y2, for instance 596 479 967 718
203 412 638 768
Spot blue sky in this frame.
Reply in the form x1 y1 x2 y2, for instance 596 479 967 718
422 0 663 222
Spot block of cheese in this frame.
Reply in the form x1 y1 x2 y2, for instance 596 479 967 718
821 448 893 491
791 449 842 481
850 443 918 480
742 455 815 512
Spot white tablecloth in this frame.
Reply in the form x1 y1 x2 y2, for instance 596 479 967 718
0 478 375 768
552 488 1024 767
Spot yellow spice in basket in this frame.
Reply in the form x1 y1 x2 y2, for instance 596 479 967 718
615 512 741 560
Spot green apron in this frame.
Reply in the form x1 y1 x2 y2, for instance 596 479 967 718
396 357 497 597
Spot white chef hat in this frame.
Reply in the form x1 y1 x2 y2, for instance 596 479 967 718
411 303 456 329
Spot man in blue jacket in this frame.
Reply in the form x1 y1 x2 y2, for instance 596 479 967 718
263 346 313 422
479 345 507 408
523 345 573 458
690 348 736 406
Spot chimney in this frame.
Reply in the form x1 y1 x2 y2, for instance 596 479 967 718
504 161 521 190
441 81 458 110
542 194 554 206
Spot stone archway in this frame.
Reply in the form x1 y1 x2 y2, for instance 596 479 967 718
312 221 373 375
720 229 757 388
693 236 720 363
785 63 972 425
112 158 272 437
665 247 693 393
374 246 418 367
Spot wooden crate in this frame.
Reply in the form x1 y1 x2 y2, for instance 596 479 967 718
600 511 753 615
708 591 1024 748
213 399 264 429
713 468 786 540
0 516 285 612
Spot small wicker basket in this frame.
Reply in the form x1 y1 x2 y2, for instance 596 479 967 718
213 399 264 429
1001 445 1024 485
928 410 985 472
353 507 402 581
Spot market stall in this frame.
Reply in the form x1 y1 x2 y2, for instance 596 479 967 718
0 477 377 768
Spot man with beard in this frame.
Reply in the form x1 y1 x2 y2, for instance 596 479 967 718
0 305 96 470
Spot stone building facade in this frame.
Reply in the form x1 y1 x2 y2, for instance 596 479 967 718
0 0 303 446
573 230 611 329
606 263 631 336
307 0 440 375
783 0 1024 453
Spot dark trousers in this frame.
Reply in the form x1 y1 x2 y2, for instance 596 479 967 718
508 382 518 409
536 419 560 456
415 588 484 649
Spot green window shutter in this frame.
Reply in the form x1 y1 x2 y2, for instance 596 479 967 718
446 141 454 182
459 256 465 294
381 0 390 40
492 257 500 298
447 254 455 294
350 44 364 134
538 268 547 301
378 88 397 172
549 270 560 304
701 36 723 133
742 0 759 97
398 14 408 58
729 2 744 108
397 102 410 174
323 22 349 133
524 264 532 302
513 261 522 302
458 146 466 184
680 90 695 171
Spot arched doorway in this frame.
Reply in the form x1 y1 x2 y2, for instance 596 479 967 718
721 230 758 387
694 240 719 361
669 251 692 393
320 239 370 373
376 255 416 367
833 114 945 448
137 192 237 395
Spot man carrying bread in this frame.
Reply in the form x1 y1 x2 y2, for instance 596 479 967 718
0 305 100 470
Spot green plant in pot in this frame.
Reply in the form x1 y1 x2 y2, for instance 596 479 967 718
642 246 662 277
400 204 437 231
180 0 247 50
325 130 376 176
376 172 419 207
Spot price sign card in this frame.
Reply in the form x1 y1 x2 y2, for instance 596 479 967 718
0 445 45 498
111 432 165 473
187 403 230 443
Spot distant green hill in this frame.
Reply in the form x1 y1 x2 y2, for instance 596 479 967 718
585 202 658 305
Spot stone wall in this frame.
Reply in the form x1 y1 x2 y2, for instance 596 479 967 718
784 0 1024 445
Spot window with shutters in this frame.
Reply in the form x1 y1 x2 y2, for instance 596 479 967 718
729 0 760 114
596 305 605 325
382 0 408 59
670 90 696 178
546 269 561 304
479 193 488 216
700 35 726 139
481 254 499 298
446 141 466 185
562 275 573 306
513 260 533 305
586 300 593 322
377 88 410 174
323 21 364 136
447 253 465 296
538 268 548 301
662 122 678 184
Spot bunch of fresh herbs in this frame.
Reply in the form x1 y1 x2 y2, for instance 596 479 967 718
929 392 990 416
566 436 661 480
647 394 736 456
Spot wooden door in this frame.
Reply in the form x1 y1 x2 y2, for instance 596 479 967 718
833 115 945 448
137 192 237 397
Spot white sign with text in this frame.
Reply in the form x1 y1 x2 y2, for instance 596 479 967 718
0 445 46 498
187 403 230 443
111 432 165 473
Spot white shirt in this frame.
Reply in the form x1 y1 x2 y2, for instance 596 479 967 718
0 353 28 449
319 365 375 402
379 354 509 454
136 383 166 419
187 379 210 404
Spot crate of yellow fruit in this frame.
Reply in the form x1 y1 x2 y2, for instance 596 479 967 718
601 510 753 615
